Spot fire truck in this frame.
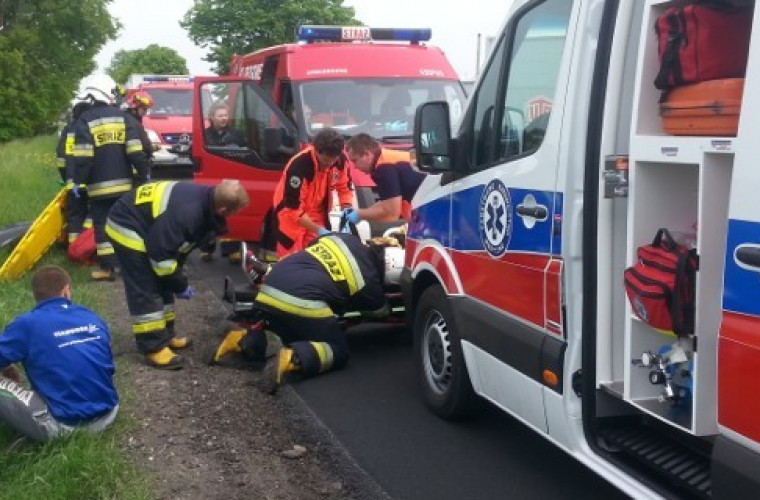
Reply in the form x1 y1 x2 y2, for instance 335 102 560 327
191 26 466 244
125 74 199 177
406 0 759 498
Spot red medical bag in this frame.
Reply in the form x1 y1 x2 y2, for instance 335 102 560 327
67 227 96 264
654 1 753 89
624 229 698 337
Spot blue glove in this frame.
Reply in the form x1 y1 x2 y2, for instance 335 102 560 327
342 208 361 224
317 227 331 237
71 185 80 199
176 286 196 300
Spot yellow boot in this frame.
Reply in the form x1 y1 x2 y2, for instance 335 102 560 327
209 328 247 365
91 268 115 281
259 348 298 395
145 347 183 370
169 336 192 349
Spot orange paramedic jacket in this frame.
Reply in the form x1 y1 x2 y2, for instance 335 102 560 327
272 147 353 257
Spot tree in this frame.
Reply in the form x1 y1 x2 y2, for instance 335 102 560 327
181 0 358 75
0 0 119 141
107 44 189 85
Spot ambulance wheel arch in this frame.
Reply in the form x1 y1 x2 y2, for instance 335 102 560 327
413 284 480 420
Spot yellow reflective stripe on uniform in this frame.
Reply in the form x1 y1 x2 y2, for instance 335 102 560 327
89 117 126 147
305 236 364 295
134 181 176 218
132 311 166 334
256 285 333 318
65 133 75 155
310 341 334 372
88 178 133 197
72 144 94 157
150 258 178 276
105 218 146 252
163 303 176 322
96 241 115 256
126 139 143 154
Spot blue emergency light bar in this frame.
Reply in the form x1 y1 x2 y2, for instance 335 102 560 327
297 25 432 44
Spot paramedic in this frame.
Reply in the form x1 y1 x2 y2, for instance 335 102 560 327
105 180 249 369
344 133 425 222
0 265 119 442
210 233 395 394
271 128 354 258
73 74 152 282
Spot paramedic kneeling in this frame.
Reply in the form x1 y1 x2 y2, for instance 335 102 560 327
0 266 119 442
345 132 425 223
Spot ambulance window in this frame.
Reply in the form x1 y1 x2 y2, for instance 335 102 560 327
496 0 573 161
470 35 506 167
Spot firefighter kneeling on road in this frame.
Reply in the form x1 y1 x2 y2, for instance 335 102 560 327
211 232 403 394
106 180 249 369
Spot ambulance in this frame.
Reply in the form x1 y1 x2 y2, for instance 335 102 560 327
405 0 759 497
191 26 467 244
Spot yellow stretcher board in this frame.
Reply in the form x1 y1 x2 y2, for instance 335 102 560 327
0 188 66 281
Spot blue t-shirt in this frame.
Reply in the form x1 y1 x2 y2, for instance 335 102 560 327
0 297 118 424
371 161 426 203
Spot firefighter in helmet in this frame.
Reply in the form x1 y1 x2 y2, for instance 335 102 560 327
72 74 152 281
124 91 155 161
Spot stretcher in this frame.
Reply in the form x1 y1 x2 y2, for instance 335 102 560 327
0 189 66 281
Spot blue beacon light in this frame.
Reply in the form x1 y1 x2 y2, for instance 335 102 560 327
297 26 431 44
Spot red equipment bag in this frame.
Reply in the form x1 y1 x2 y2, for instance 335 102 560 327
67 227 96 264
660 78 744 136
654 1 753 90
624 229 698 337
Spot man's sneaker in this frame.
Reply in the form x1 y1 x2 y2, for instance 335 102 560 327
145 347 184 370
209 328 247 365
91 269 116 281
259 348 297 395
169 336 192 350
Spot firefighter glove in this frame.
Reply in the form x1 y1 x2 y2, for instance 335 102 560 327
342 208 361 224
176 286 196 300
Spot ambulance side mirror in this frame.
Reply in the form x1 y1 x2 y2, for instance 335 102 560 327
414 101 452 173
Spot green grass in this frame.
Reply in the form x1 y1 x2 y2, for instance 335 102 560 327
0 135 151 500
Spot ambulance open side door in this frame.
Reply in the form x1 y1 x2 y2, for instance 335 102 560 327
414 0 575 432
191 76 298 243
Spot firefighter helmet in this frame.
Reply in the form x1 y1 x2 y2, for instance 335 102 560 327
127 91 154 109
79 74 118 105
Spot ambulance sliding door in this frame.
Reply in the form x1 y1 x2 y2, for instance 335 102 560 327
450 0 574 432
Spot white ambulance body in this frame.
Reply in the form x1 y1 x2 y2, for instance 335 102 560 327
403 0 760 497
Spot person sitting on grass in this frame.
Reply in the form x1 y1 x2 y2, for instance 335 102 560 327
0 265 119 442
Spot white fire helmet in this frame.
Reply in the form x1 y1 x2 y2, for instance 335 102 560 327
383 246 405 285
79 74 117 105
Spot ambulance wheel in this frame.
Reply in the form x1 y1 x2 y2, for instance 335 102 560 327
414 285 479 420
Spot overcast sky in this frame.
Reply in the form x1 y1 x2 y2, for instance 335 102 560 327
95 0 513 82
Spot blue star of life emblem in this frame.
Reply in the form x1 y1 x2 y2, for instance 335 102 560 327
479 179 512 258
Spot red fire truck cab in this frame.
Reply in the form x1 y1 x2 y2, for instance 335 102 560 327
191 26 467 244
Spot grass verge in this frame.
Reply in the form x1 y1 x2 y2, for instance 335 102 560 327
0 135 150 499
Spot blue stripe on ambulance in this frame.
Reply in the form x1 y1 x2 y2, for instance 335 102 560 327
724 218 760 316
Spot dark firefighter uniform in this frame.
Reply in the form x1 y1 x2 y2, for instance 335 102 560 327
271 147 353 258
370 148 425 220
73 104 151 272
105 181 226 358
56 119 90 243
253 233 387 379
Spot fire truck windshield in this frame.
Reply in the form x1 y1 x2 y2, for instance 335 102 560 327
146 89 194 116
295 79 465 140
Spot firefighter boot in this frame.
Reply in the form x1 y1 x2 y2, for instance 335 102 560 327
91 268 116 281
145 347 184 370
209 327 248 365
169 337 193 350
228 251 242 264
259 348 299 395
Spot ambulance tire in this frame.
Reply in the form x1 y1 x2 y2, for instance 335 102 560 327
414 285 479 420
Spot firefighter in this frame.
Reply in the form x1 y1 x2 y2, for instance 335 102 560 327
56 99 92 244
105 180 249 369
210 233 403 395
73 74 152 281
344 133 425 223
124 91 155 162
271 128 354 258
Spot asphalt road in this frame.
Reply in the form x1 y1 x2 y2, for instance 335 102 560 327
191 253 627 500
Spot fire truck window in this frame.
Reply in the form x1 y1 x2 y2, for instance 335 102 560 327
496 0 573 161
